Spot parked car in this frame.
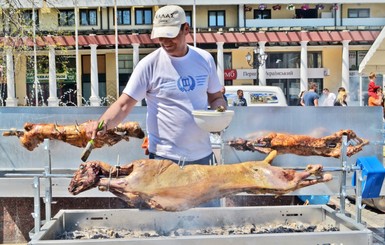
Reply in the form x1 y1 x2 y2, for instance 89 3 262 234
224 85 288 107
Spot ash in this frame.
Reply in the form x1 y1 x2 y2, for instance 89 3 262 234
58 222 339 240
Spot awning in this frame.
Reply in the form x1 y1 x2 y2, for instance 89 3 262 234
359 26 385 74
0 30 380 48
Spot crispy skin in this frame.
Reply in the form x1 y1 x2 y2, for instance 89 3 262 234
2 121 145 151
229 130 369 158
68 151 332 211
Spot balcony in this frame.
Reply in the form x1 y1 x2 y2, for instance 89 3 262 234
342 17 385 27
246 18 335 29
246 17 385 30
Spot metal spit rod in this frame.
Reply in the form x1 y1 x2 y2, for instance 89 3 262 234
284 166 359 172
4 173 73 178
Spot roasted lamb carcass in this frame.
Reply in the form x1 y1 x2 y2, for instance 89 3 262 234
228 130 369 158
2 121 145 151
68 150 332 211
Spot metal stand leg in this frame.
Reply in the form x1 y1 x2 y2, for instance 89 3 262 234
339 134 348 214
32 176 41 234
355 169 366 224
44 139 52 222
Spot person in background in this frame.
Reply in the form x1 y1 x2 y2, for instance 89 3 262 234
302 82 319 106
86 5 226 166
334 90 348 106
221 86 228 105
368 72 380 102
298 90 305 106
338 87 346 92
368 87 383 107
321 88 336 106
232 89 247 106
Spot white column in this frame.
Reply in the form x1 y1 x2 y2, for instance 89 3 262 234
132 43 140 68
75 2 82 106
5 47 18 106
216 42 224 85
359 75 363 106
47 46 59 106
341 40 350 94
131 43 141 107
300 41 309 92
258 41 267 86
89 44 101 106
239 4 245 28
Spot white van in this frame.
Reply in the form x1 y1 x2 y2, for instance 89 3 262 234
224 85 288 106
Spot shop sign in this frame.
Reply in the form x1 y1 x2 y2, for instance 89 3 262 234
225 68 326 80
224 69 237 80
26 70 75 83
237 69 257 79
27 73 67 81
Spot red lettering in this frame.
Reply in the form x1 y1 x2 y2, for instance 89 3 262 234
224 69 237 80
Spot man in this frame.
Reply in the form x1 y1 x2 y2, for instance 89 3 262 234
232 89 247 106
302 82 319 106
321 88 336 106
86 5 226 165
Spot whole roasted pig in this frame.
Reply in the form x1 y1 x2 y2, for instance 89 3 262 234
2 121 145 151
68 150 332 211
228 130 369 158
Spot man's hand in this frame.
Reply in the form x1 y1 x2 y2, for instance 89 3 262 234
216 106 226 112
85 120 107 140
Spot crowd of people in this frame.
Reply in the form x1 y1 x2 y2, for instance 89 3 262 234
298 82 347 107
299 72 383 109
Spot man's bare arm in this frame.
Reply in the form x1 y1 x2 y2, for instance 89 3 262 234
87 94 138 139
208 91 227 110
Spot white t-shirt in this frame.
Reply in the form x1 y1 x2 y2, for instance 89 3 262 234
322 93 336 106
123 45 222 161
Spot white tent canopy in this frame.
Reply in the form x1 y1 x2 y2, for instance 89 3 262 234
359 26 385 74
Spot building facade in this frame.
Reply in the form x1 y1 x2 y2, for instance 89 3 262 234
1 0 385 106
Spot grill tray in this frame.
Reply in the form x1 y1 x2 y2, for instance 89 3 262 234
30 205 372 245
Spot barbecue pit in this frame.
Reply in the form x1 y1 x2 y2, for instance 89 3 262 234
30 206 373 245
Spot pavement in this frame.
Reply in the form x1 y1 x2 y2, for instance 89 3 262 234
329 196 385 245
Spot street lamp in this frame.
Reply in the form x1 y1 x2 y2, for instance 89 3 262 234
245 47 268 85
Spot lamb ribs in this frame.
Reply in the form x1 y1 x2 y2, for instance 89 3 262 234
68 150 332 211
2 121 145 151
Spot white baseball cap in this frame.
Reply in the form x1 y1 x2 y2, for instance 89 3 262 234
151 5 186 39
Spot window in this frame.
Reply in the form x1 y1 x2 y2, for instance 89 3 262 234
208 10 225 27
80 9 97 26
185 11 192 26
254 9 271 19
266 52 322 69
23 10 39 26
135 8 152 25
295 9 318 19
349 50 367 70
308 52 322 68
58 10 75 26
348 9 370 18
117 9 131 25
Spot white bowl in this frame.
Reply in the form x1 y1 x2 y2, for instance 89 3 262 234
192 110 234 132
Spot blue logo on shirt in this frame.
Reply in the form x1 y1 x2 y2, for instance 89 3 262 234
177 76 196 92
